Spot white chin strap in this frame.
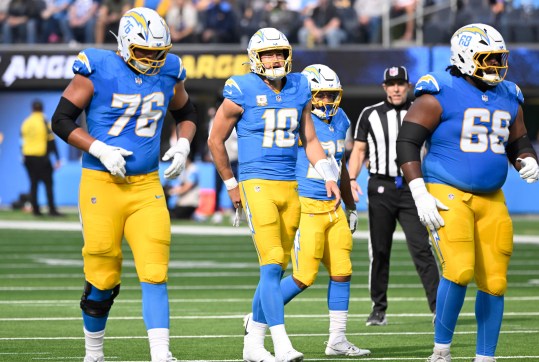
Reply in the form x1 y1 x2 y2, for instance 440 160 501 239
265 67 286 80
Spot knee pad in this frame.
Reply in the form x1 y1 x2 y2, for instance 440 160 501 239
265 246 284 265
141 263 168 284
80 281 120 317
446 267 474 286
479 276 507 296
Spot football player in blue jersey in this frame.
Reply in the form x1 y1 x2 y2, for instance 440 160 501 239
51 7 197 362
208 28 341 362
276 64 371 357
396 23 539 362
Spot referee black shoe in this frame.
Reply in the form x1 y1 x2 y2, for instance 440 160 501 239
365 311 387 326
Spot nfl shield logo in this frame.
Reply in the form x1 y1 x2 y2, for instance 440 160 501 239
135 77 142 85
482 94 488 102
389 67 399 77
91 197 97 204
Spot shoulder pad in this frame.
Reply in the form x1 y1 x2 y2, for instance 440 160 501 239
223 76 244 105
72 48 104 76
414 73 442 97
501 80 525 105
163 53 187 81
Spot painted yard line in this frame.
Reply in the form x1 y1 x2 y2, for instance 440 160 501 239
2 282 539 292
4 268 539 279
2 296 539 305
0 329 537 340
1 220 538 244
2 312 539 322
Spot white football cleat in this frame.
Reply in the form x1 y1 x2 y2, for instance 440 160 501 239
155 351 177 362
275 349 303 362
243 313 275 362
427 348 451 361
83 355 104 362
472 358 496 362
325 339 371 356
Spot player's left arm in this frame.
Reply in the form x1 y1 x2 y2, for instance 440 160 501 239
299 102 341 208
506 105 538 183
162 81 198 179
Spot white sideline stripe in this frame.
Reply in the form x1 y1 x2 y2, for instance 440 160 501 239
2 295 539 305
1 220 539 243
2 312 539 322
0 329 537 340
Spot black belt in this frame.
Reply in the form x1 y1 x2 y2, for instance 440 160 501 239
369 173 400 181
370 174 406 189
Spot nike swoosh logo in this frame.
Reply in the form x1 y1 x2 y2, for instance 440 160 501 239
155 195 163 199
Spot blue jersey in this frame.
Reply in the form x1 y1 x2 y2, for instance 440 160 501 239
73 48 186 175
415 71 523 193
223 72 311 181
296 109 350 200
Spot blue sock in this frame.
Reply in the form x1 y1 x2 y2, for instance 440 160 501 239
82 285 112 332
435 277 467 344
141 282 169 329
328 280 350 311
252 283 266 324
281 275 303 305
476 290 504 357
259 264 285 327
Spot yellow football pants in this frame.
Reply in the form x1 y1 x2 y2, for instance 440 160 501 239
79 169 171 290
428 183 512 296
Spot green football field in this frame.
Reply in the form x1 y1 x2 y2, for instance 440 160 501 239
0 212 538 361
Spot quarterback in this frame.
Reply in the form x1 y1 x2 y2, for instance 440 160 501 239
51 7 197 362
397 23 539 362
208 28 340 362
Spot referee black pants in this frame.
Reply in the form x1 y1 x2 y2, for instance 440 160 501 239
23 156 56 215
367 175 439 314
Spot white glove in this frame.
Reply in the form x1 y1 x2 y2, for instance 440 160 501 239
409 178 449 231
232 206 242 227
89 140 133 178
162 138 190 180
346 209 358 234
517 157 539 183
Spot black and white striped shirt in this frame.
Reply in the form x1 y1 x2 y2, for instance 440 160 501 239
353 100 412 178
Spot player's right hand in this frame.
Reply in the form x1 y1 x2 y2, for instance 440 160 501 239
409 178 449 231
89 140 133 178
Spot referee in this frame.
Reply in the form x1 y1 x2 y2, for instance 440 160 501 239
348 66 439 326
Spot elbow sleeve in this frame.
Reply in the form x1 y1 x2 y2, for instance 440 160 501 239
396 121 430 167
51 97 83 143
170 98 198 125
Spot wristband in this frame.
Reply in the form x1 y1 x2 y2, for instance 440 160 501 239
314 158 338 182
224 177 239 190
350 178 356 181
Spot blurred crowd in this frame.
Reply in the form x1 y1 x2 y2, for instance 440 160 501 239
2 0 539 46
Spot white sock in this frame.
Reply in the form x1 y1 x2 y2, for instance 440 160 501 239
434 342 451 351
269 324 293 357
148 328 170 361
328 310 348 345
246 319 267 347
83 328 105 358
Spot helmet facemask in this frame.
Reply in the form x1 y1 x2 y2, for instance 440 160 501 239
126 43 171 75
472 50 508 86
250 47 292 80
312 89 342 120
